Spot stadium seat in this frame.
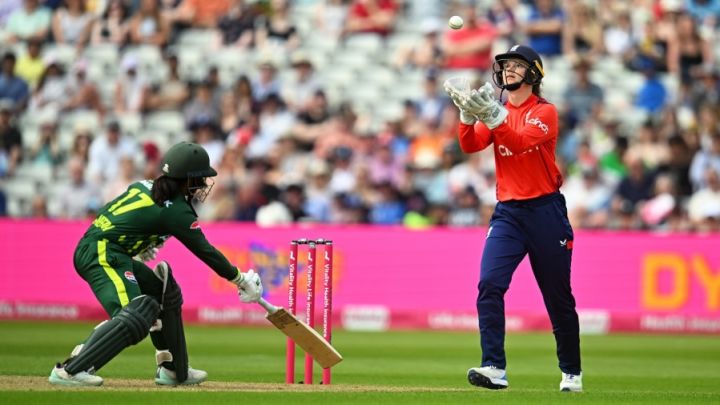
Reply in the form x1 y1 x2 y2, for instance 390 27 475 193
145 112 186 136
344 34 384 58
177 30 220 49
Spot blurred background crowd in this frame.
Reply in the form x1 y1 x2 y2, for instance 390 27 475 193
0 0 719 232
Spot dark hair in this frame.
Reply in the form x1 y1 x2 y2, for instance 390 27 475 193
532 83 542 97
152 175 186 205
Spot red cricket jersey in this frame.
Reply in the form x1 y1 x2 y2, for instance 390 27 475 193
457 94 562 201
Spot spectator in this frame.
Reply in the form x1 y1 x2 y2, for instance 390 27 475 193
281 184 307 222
415 73 447 125
69 122 92 164
522 0 564 56
0 100 22 177
227 74 257 125
603 8 633 57
182 0 231 28
14 39 45 90
487 0 519 47
183 80 220 126
189 117 224 167
442 4 498 72
639 173 677 228
304 159 332 222
626 19 669 73
217 0 256 47
689 133 720 190
55 156 101 219
612 153 656 223
562 0 603 59
367 141 405 189
667 12 713 86
101 155 139 203
393 18 443 70
562 166 612 228
251 60 282 102
0 53 30 111
255 184 292 227
562 57 604 124
86 119 139 184
369 181 405 224
63 60 104 116
128 0 170 46
90 0 129 46
344 0 397 37
29 58 66 112
113 54 147 113
255 0 300 51
30 194 49 218
6 0 52 43
448 186 482 227
634 62 667 114
313 0 349 39
51 0 94 51
627 121 671 170
246 93 295 158
144 51 189 112
28 116 62 167
282 52 322 114
687 167 720 232
293 89 332 147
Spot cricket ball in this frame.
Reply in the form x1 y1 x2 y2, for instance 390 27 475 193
448 16 464 30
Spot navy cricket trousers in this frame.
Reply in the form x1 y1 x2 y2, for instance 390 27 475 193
477 192 581 375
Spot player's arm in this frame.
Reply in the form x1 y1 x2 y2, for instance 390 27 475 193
165 209 239 281
164 208 263 302
492 104 558 151
458 121 493 153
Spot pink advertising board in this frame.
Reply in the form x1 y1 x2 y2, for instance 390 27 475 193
1 219 718 334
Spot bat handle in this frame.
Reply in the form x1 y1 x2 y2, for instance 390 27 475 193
258 298 279 314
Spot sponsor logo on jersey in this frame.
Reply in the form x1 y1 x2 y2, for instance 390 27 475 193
124 271 137 283
190 221 201 230
525 111 549 134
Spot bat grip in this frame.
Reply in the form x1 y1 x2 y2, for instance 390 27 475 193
258 298 279 314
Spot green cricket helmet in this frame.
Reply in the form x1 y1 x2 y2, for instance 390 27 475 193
160 142 217 179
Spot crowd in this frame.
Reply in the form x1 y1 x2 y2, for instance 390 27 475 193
0 0 719 232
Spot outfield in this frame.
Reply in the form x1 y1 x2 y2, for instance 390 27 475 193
0 321 718 404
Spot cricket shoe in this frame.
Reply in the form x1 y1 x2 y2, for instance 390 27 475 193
155 366 208 386
48 364 103 387
560 372 583 392
467 366 508 389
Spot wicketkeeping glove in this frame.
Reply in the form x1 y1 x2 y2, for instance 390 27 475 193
232 269 264 303
444 79 478 125
468 82 508 129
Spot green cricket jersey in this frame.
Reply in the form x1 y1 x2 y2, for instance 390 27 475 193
81 180 239 281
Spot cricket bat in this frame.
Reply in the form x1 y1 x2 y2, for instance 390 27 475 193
258 298 343 369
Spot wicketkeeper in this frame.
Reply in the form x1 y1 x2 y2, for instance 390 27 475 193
445 45 583 392
49 142 264 387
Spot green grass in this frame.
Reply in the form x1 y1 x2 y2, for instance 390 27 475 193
0 321 719 404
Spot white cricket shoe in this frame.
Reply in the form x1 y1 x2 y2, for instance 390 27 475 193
155 366 208 386
560 372 583 392
467 366 508 389
48 364 103 387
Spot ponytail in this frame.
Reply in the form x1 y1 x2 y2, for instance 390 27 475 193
151 176 186 206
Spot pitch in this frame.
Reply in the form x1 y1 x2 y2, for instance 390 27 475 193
0 321 718 404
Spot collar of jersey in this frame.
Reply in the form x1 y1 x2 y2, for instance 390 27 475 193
505 93 538 109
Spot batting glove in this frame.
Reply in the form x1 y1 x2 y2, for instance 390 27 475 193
469 82 508 129
135 247 159 262
232 269 264 303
